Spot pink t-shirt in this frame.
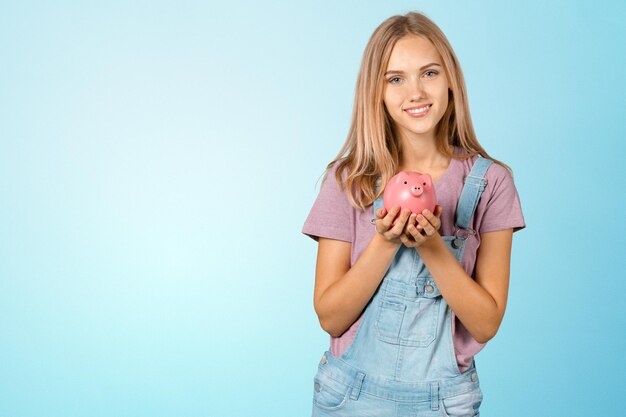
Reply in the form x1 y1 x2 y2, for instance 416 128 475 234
302 146 526 373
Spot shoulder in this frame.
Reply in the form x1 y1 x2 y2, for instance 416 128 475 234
483 160 517 198
302 158 355 242
485 160 514 184
452 150 521 209
316 158 352 201
321 158 350 193
328 158 349 181
455 149 516 187
475 157 525 231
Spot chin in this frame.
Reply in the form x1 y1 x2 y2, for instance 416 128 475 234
403 124 436 136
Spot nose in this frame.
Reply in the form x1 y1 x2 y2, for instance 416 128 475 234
408 78 426 101
410 185 423 197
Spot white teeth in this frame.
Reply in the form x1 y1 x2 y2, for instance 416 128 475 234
406 105 431 113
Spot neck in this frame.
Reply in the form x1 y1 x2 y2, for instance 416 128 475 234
397 133 449 170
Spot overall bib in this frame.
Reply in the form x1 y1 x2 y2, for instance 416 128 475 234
311 156 493 417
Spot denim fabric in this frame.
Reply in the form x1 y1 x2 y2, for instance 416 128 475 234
312 156 492 417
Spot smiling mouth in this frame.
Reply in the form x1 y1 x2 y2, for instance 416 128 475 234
404 104 432 116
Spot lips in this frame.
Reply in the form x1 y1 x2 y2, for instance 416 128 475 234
404 104 432 117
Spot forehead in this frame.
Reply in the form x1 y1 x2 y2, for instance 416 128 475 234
386 35 441 69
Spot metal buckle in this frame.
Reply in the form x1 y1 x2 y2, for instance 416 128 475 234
452 226 475 249
453 226 476 239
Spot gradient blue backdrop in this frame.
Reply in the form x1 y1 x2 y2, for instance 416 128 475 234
1 1 624 416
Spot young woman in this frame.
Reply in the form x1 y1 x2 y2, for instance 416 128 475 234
302 11 526 417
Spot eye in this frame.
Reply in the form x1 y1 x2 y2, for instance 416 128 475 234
423 182 426 185
388 77 402 84
404 181 407 184
424 70 438 78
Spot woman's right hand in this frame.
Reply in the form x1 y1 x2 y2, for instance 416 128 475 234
374 206 412 245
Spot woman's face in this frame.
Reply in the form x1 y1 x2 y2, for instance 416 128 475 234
383 35 450 142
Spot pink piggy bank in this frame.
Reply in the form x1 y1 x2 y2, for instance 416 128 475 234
383 171 438 226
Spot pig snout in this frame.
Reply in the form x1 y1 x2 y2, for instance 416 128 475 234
410 185 424 197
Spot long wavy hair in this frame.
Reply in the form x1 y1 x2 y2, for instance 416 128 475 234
320 11 513 211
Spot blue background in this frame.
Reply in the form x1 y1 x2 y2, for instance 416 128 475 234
1 1 624 416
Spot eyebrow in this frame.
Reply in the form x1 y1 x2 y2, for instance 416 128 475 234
384 63 441 76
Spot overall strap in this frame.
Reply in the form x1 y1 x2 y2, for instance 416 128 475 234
454 155 493 232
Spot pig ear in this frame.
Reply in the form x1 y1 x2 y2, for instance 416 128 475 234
395 171 409 184
424 174 433 186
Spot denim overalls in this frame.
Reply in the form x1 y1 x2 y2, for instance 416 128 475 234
311 155 493 417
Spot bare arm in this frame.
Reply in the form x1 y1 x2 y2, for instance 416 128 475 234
415 228 513 343
313 205 419 337
313 234 399 337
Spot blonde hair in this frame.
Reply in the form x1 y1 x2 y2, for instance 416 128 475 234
320 11 513 211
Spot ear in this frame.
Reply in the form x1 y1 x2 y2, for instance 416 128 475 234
423 174 433 186
395 171 409 184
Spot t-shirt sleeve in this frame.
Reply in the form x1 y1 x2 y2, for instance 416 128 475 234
478 164 526 234
301 162 353 243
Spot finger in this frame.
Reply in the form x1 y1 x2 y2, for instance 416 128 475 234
381 206 400 229
434 205 442 218
403 213 417 234
391 209 412 234
422 209 441 231
377 207 387 219
417 213 436 236
422 209 435 222
400 232 416 247
415 213 429 230
407 222 423 241
431 217 441 231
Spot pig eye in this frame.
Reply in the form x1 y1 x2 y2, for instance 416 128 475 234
404 181 407 184
423 182 426 185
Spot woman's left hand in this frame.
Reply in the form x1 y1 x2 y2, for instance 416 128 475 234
399 205 443 248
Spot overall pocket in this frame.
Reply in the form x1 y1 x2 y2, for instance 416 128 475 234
440 386 483 417
375 278 441 347
312 370 350 411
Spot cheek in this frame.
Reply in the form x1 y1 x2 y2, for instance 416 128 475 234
433 87 449 113
439 95 449 112
384 89 402 108
437 82 450 105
